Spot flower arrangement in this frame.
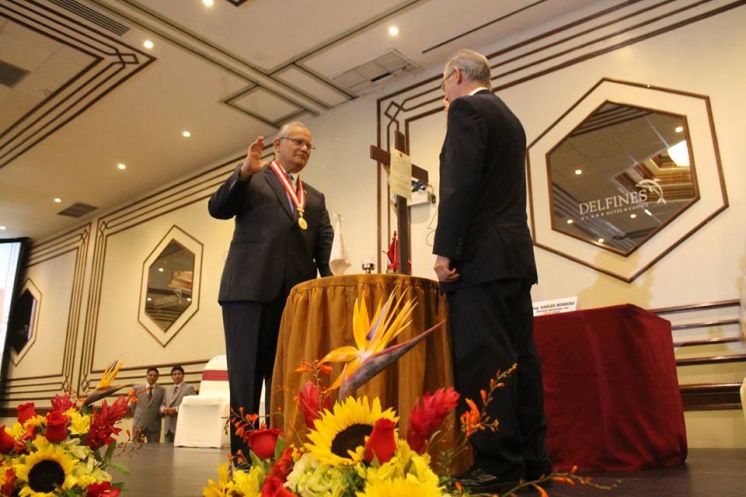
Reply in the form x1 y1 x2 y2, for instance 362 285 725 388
1 361 133 497
203 292 614 497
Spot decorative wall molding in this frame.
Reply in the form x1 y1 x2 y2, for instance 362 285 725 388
374 0 742 273
0 0 155 169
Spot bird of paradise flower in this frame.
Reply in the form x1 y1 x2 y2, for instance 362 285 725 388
81 359 132 406
320 290 445 399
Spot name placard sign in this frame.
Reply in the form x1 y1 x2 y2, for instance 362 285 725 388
533 297 578 316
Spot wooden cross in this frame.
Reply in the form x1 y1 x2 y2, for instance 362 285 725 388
369 130 428 276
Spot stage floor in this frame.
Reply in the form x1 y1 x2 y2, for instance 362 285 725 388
118 445 745 497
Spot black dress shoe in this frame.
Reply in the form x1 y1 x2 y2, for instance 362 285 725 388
456 467 521 494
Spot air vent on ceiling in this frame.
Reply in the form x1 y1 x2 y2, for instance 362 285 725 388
49 0 130 36
0 60 30 88
57 202 98 218
332 49 418 96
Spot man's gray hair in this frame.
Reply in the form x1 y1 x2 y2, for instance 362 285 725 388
276 121 310 139
444 49 492 88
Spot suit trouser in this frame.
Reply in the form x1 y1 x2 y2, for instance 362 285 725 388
447 278 550 479
221 296 285 459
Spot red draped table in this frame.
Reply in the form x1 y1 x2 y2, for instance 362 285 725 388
534 304 687 471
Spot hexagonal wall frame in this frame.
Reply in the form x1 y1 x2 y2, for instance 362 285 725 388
138 225 203 346
527 78 728 282
10 279 41 366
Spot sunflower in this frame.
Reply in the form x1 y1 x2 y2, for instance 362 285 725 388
13 437 81 496
356 477 442 497
305 396 398 466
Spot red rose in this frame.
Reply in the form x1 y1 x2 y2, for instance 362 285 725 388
0 426 15 454
86 481 122 497
45 411 70 443
17 403 36 424
364 418 397 464
261 476 297 497
248 428 280 459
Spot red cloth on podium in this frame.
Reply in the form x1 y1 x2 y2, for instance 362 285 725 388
534 304 687 471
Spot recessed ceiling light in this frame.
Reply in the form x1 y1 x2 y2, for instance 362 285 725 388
574 169 582 175
630 213 637 219
202 0 215 6
597 238 604 243
644 209 653 216
117 163 127 170
53 197 62 203
182 130 192 138
158 267 164 272
143 39 154 49
675 126 684 133
0 226 6 230
566 219 573 224
388 25 399 37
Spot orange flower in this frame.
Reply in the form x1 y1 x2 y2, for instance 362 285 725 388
533 483 549 497
459 398 481 438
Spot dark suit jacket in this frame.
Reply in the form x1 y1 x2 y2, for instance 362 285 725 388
208 166 333 303
433 90 537 293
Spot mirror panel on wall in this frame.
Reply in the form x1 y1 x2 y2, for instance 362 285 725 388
547 102 698 255
144 240 195 332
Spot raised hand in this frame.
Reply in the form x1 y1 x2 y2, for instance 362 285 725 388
239 136 269 180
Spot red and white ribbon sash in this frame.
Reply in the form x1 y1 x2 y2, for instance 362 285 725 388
269 160 305 213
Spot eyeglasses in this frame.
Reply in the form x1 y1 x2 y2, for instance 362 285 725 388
280 136 315 150
440 69 456 91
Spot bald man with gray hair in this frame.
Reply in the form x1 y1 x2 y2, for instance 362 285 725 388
434 49 551 493
209 121 333 465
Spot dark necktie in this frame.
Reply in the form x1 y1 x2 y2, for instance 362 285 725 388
147 386 152 401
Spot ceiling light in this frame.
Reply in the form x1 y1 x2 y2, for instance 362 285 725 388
0 226 6 230
675 126 684 133
202 0 215 6
388 26 399 37
574 169 582 175
566 219 573 224
117 163 126 170
158 267 164 272
143 39 154 49
182 130 192 138
644 209 653 216
630 213 637 219
597 238 604 243
53 197 62 203
667 140 690 166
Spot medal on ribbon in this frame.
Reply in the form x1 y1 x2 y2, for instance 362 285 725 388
270 161 308 230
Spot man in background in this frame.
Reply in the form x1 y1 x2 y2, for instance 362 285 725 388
132 367 165 443
160 365 195 443
208 121 333 463
433 49 551 493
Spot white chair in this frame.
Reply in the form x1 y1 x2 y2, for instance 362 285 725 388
174 355 230 448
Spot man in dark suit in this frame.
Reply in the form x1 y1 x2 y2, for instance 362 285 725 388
160 365 196 443
208 121 333 462
433 49 551 493
132 367 165 443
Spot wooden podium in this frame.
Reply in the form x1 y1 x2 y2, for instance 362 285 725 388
270 274 453 446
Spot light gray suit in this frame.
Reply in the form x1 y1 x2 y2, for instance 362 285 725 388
160 382 196 441
133 384 165 443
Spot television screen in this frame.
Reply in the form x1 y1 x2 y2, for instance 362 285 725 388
1 238 29 370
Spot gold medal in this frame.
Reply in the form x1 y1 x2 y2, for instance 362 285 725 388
298 216 308 230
